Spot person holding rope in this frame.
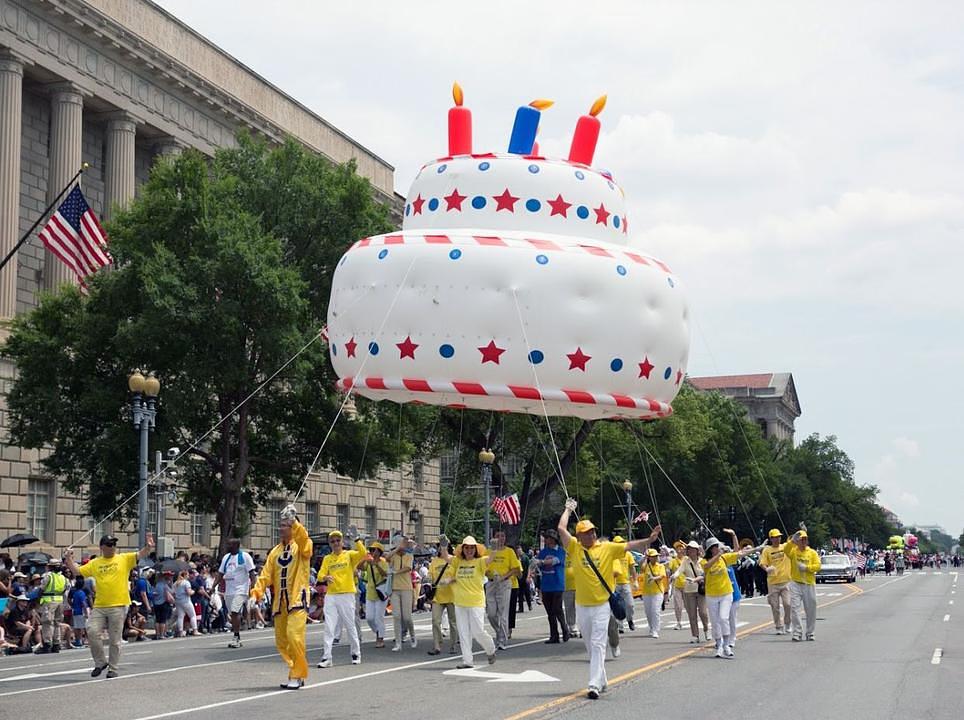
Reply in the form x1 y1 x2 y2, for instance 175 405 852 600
250 504 312 690
702 531 757 658
438 534 497 669
317 525 367 668
558 498 660 700
63 533 154 678
759 528 792 635
533 529 568 644
426 538 458 655
358 540 390 649
784 526 821 641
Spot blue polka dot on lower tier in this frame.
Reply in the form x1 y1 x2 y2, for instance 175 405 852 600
575 170 585 180
616 265 627 276
664 366 672 380
378 249 388 259
667 277 675 288
437 164 447 174
528 164 540 174
478 161 490 171
613 215 620 228
428 198 439 211
449 248 462 260
536 254 549 265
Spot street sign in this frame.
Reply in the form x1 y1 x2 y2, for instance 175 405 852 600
443 668 559 683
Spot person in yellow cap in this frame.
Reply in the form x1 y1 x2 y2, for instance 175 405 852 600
427 534 458 655
610 536 637 633
701 531 757 658
668 541 686 630
438 535 496 668
558 498 661 700
250 505 312 689
640 548 668 637
760 528 792 635
784 526 821 641
358 540 390 648
317 525 367 668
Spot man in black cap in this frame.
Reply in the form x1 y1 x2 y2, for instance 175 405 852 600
35 558 67 653
533 529 568 644
64 533 154 678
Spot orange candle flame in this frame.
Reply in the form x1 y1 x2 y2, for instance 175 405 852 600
529 99 554 111
452 82 464 107
589 95 607 117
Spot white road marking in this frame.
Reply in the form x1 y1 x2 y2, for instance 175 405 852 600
931 648 943 665
0 667 92 682
443 667 559 683
943 614 950 622
0 650 151 674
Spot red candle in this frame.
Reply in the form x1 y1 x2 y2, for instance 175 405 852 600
568 94 607 165
448 82 472 156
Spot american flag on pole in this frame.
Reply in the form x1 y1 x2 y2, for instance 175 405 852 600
38 186 111 288
854 554 867 569
632 509 650 524
491 493 521 525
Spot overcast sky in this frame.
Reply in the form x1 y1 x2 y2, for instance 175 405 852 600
156 0 964 536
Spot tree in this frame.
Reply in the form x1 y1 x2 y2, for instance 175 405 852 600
3 134 429 554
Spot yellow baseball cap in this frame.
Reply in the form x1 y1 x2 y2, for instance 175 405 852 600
646 548 659 557
574 519 597 534
798 530 808 539
328 530 343 538
768 528 782 538
612 535 625 543
368 541 384 551
673 539 686 550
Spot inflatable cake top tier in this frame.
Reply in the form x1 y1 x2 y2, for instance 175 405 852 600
402 154 629 245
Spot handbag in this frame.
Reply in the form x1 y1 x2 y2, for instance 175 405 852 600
582 548 626 621
425 561 450 603
690 559 706 596
369 564 390 602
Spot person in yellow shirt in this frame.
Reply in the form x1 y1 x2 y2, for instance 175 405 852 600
558 498 661 700
426 535 458 655
317 526 367 668
640 548 668 638
784 527 822 641
669 541 686 630
64 532 154 679
250 505 313 689
701 532 755 659
484 530 522 650
760 528 792 635
439 535 496 668
358 541 390 648
563 552 579 639
611 537 637 633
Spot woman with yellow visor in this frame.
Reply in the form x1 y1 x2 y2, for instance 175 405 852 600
438 534 497 668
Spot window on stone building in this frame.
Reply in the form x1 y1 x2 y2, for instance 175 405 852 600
88 516 111 544
757 419 768 439
412 461 424 492
147 492 160 537
305 502 319 534
191 513 208 546
439 448 459 484
268 499 283 545
365 506 377 536
336 504 350 533
26 478 51 542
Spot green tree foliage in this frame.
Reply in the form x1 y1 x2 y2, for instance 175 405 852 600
3 134 433 553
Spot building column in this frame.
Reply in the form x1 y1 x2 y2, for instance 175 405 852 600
153 136 184 159
0 52 23 321
104 113 137 220
43 83 84 292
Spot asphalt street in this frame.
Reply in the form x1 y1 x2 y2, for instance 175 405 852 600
0 570 958 720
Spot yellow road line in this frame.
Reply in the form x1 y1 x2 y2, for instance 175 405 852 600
504 583 862 720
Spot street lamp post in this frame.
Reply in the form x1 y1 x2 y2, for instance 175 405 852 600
129 369 160 549
479 448 495 543
622 480 634 540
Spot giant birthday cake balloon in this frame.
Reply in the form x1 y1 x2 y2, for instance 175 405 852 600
327 87 690 420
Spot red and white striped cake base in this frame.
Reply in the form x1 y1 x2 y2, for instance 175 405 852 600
336 376 673 421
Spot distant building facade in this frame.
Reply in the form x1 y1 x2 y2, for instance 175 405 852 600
0 0 431 559
688 373 802 442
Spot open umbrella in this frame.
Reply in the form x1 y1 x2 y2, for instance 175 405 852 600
16 550 52 573
0 533 39 548
152 558 191 575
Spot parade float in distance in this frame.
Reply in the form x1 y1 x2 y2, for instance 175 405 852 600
327 84 690 421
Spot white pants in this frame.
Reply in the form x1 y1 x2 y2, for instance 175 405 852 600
576 602 611 691
706 594 733 646
454 605 495 666
324 593 360 660
615 583 634 629
790 581 817 637
485 579 512 646
365 597 388 638
727 599 740 647
642 594 662 634
175 600 196 634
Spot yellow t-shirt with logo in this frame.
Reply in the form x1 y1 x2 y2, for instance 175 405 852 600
701 552 739 597
363 558 390 602
564 554 575 592
428 556 457 604
669 556 686 590
614 551 635 585
760 543 791 585
567 537 627 607
640 560 668 595
450 556 487 608
486 547 522 585
320 541 367 595
783 541 822 585
78 552 137 608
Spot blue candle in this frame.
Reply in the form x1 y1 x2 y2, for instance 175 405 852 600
508 99 553 154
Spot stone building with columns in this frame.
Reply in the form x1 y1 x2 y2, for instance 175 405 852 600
688 373 802 443
0 0 437 560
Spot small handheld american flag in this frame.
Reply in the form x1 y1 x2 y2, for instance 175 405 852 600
632 509 650 524
38 185 111 288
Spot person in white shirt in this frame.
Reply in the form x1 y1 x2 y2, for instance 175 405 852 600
212 538 257 648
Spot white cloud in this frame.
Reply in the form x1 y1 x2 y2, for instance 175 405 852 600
893 437 920 458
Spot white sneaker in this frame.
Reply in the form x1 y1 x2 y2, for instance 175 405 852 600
317 657 332 668
611 644 621 658
228 638 242 648
715 644 725 658
775 627 784 635
675 622 682 630
650 631 659 639
391 644 402 652
410 636 417 649
280 679 303 690
351 654 361 665
724 644 734 658
255 622 265 629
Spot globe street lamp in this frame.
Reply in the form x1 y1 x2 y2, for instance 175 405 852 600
129 369 160 549
479 448 496 543
622 480 633 540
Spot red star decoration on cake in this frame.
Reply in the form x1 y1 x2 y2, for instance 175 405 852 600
594 203 611 226
396 336 419 359
622 217 628 234
638 357 654 379
345 336 357 358
547 194 572 218
676 369 684 386
411 194 425 215
478 340 506 364
492 188 520 212
567 347 591 371
444 188 467 211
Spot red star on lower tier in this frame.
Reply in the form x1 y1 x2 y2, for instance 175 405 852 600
567 347 591 371
492 188 520 212
397 336 419 359
594 203 610 226
547 193 572 218
638 357 654 379
622 216 628 234
676 369 683 386
345 336 357 358
478 340 506 364
444 188 467 211
411 194 425 215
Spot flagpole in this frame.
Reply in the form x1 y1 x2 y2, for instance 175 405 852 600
0 163 88 275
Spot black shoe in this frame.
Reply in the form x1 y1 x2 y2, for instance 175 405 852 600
544 638 560 644
562 631 571 643
35 644 51 655
588 687 600 700
91 665 108 678
106 670 118 679
51 644 61 654
628 620 635 631
427 649 441 656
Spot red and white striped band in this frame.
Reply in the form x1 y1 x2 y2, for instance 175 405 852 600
336 376 673 417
